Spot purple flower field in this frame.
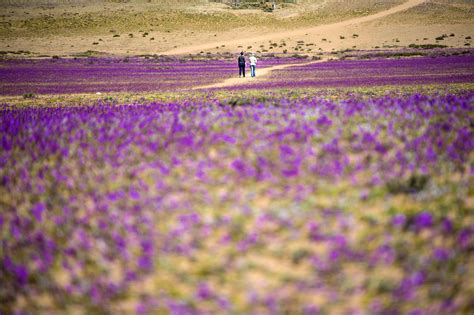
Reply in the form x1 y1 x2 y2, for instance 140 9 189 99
1 54 473 96
246 54 474 90
0 57 300 96
1 88 473 313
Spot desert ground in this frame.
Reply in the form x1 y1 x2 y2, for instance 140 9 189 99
0 0 472 57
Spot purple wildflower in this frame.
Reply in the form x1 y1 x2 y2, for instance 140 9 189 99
14 264 29 285
196 282 213 300
138 255 153 271
31 202 46 222
433 248 450 261
392 214 406 227
414 211 433 229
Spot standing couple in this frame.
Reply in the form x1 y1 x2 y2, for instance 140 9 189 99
238 52 257 78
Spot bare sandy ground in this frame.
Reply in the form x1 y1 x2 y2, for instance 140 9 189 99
165 0 426 55
0 0 472 57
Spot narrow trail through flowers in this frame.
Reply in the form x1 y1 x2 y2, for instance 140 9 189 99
193 56 331 90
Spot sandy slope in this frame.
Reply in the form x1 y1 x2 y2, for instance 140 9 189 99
164 0 426 55
1 0 470 56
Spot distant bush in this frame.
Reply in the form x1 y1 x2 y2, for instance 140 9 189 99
408 43 447 49
291 54 308 59
22 93 36 99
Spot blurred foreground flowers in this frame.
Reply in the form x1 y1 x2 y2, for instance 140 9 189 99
1 91 473 314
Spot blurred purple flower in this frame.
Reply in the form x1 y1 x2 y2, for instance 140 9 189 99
433 248 450 261
410 271 425 286
303 304 320 315
392 214 406 227
4 257 29 285
308 221 323 242
141 239 154 255
138 255 153 271
458 228 473 249
414 211 433 229
89 285 99 304
231 159 246 173
317 115 332 126
136 303 147 315
331 234 347 248
179 135 194 147
196 282 213 300
125 270 137 282
238 232 259 252
31 202 46 222
14 264 29 285
280 144 294 157
281 167 299 178
130 188 140 200
442 218 453 233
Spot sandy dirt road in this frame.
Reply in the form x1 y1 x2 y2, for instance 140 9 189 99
164 0 425 56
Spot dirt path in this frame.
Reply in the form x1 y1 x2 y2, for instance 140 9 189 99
164 0 425 56
193 57 330 90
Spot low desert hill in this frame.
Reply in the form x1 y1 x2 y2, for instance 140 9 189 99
0 0 472 57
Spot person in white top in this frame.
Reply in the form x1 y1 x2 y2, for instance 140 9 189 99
249 54 257 77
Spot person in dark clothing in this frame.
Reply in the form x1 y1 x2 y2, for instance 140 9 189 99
238 51 246 78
